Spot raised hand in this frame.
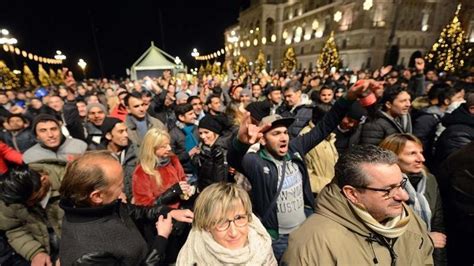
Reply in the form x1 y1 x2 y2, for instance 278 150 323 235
237 112 271 145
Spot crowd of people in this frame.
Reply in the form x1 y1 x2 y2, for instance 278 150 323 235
0 58 473 265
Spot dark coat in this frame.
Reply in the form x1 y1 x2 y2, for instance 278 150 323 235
360 110 412 145
0 127 37 153
435 104 474 161
193 138 229 192
333 125 362 154
277 102 314 139
59 199 170 266
169 124 199 176
228 98 352 236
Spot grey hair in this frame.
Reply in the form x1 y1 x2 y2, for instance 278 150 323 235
335 145 398 188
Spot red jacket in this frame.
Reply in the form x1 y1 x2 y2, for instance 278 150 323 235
0 141 23 175
109 104 128 122
132 155 186 207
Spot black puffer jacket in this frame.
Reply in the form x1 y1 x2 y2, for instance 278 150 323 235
435 104 474 161
193 138 229 192
277 102 314 139
360 110 412 145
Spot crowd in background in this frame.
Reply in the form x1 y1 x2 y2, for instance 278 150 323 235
0 58 473 265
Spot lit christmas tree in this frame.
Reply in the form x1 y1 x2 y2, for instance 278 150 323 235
316 31 340 73
234 55 249 75
198 65 205 76
426 4 471 73
254 50 266 74
38 64 51 87
49 68 59 85
56 68 64 84
212 61 221 75
205 61 212 75
0 61 19 90
281 47 297 72
23 64 38 89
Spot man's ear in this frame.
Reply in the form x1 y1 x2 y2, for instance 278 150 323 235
89 190 104 205
342 185 361 205
259 135 266 146
105 132 112 141
178 114 185 122
384 101 392 111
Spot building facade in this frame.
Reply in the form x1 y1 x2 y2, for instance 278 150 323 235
224 0 462 72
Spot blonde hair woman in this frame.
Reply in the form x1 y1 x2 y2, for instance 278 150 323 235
132 128 194 207
177 183 276 265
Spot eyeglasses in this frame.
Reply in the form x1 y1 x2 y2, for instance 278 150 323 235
356 177 408 199
214 214 249 232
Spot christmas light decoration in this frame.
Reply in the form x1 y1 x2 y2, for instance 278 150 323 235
316 31 341 73
425 4 471 73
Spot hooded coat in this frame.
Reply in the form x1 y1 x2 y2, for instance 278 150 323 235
282 182 434 265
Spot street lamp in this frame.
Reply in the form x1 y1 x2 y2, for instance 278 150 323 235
191 48 199 57
0 28 18 45
54 50 66 64
78 58 87 79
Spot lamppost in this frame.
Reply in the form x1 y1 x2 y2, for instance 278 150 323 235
191 48 199 72
54 50 66 65
0 29 18 45
78 59 87 79
1 29 18 69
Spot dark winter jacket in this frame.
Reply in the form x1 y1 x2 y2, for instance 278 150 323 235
169 124 199 175
360 110 413 145
193 138 229 192
412 108 441 168
59 199 171 266
0 128 37 153
277 101 314 139
333 125 362 154
435 104 474 161
228 97 353 237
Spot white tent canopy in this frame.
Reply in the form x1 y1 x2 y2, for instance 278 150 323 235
130 41 178 80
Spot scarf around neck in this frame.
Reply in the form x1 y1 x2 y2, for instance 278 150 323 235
176 214 277 265
349 201 410 239
404 172 432 231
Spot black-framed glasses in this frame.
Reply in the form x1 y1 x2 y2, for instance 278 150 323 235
356 177 408 199
215 214 249 232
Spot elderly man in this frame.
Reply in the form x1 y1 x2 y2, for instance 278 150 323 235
58 151 193 265
282 145 433 265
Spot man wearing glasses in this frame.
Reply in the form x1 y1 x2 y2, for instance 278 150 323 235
283 145 433 265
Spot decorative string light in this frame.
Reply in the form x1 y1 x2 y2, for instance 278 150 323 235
1 44 63 64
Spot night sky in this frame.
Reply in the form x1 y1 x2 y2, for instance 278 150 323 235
0 0 250 79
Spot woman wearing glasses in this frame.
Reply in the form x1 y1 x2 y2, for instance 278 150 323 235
380 133 446 265
177 182 277 265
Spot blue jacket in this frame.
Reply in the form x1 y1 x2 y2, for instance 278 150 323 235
227 97 353 236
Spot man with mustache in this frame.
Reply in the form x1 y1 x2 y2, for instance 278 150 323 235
282 145 433 265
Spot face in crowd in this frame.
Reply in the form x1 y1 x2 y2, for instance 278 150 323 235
106 122 129 148
47 96 64 112
198 128 219 147
260 126 289 158
319 88 334 104
386 91 411 117
190 98 203 116
87 106 106 126
268 90 282 105
283 88 301 107
35 120 62 149
126 97 147 119
344 163 409 222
